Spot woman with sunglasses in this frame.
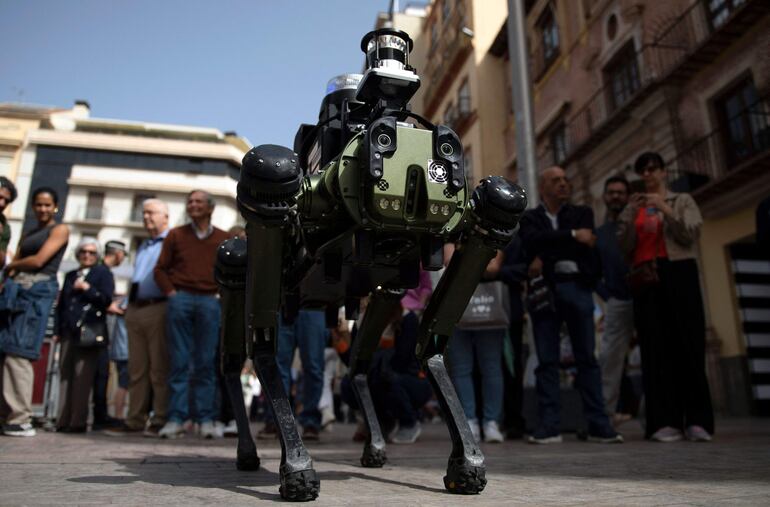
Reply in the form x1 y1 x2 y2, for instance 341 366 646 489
0 187 69 437
55 237 114 433
617 152 714 443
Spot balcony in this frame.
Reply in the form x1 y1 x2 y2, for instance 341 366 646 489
443 96 476 137
559 0 769 165
69 204 147 228
667 91 770 203
422 3 474 118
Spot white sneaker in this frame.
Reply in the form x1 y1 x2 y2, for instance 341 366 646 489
467 419 481 443
158 421 185 439
483 420 504 443
685 425 712 442
3 422 36 437
223 419 238 437
199 421 218 439
650 426 683 443
391 422 422 444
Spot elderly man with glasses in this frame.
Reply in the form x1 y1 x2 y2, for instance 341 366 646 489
105 199 172 437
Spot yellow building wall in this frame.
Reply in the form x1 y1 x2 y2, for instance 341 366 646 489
470 0 508 178
700 205 758 358
0 117 41 220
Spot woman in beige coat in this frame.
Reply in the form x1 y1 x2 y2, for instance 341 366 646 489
617 152 714 443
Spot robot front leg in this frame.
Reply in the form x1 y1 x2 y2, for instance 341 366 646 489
415 236 493 494
215 238 259 471
252 329 319 501
416 176 527 494
239 145 319 501
348 289 403 468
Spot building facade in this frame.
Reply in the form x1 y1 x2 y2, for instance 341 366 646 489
388 0 770 415
1 102 249 291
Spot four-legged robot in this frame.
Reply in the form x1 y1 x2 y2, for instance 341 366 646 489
214 29 527 501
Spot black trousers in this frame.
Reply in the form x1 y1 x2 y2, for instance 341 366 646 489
58 337 101 430
502 319 526 433
633 258 714 438
92 347 110 423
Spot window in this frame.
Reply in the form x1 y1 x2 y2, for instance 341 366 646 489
131 193 155 223
85 192 104 220
457 79 471 117
706 0 746 29
604 42 640 112
716 78 770 167
537 7 560 71
549 122 568 165
0 153 11 178
443 102 456 127
463 147 473 181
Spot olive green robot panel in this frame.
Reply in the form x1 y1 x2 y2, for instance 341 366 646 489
337 127 469 235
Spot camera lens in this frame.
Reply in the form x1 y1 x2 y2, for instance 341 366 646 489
377 134 392 148
440 143 454 157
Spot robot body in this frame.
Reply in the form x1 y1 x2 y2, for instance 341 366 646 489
216 29 527 501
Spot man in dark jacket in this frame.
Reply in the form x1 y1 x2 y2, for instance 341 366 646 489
519 166 620 444
595 176 634 422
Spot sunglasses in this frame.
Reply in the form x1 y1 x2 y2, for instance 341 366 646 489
79 250 98 256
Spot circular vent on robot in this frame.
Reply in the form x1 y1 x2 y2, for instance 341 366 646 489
428 159 448 184
377 180 390 191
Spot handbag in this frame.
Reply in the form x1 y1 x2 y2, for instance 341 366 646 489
626 260 659 293
76 304 108 348
457 281 511 330
526 275 555 315
626 206 667 293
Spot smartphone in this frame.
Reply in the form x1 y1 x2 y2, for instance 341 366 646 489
629 179 646 194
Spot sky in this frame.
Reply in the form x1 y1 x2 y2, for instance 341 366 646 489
0 0 418 147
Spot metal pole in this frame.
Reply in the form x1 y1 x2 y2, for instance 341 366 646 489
506 0 539 208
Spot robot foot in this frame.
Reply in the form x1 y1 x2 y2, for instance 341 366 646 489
279 468 320 502
443 457 487 495
360 444 387 468
236 452 261 471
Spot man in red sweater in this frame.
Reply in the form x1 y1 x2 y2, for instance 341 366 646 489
154 190 229 439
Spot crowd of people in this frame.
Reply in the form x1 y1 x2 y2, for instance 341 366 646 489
0 151 720 446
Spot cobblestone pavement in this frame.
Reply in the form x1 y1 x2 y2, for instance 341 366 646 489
0 418 769 506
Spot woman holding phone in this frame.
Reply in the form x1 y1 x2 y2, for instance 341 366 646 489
617 152 713 443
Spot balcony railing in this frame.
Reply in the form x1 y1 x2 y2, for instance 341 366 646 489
422 2 473 118
667 92 770 194
443 96 475 135
556 0 768 165
71 205 147 226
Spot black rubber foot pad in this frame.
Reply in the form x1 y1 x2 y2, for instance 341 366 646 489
443 460 487 494
280 469 320 501
360 444 387 468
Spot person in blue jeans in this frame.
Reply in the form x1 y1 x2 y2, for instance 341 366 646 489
153 190 229 439
258 308 327 441
446 243 506 444
519 166 622 444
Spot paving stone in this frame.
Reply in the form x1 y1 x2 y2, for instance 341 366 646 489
0 418 768 506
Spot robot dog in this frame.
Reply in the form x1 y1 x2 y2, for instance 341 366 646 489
214 29 527 501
